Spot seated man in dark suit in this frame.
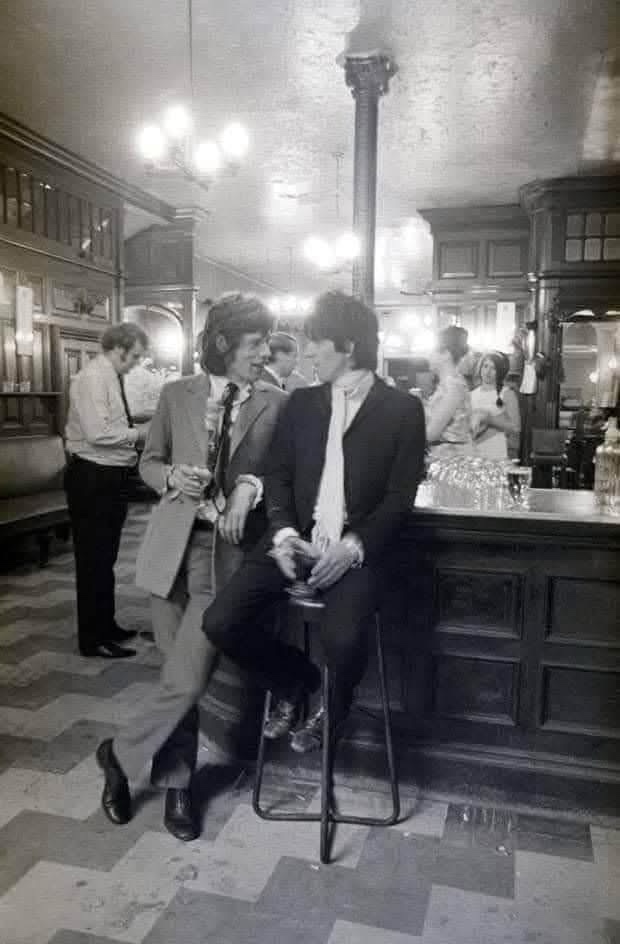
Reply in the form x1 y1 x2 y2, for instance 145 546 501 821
201 291 426 752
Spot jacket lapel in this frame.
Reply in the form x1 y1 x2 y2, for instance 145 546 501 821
229 386 269 459
344 375 385 438
186 373 211 460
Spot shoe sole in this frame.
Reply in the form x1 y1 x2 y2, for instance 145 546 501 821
163 822 200 842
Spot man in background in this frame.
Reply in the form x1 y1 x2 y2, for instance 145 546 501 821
64 322 149 659
261 331 308 392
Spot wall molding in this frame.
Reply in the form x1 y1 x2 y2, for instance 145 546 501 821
0 111 176 220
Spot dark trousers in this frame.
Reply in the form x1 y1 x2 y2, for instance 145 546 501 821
64 456 130 651
202 548 378 704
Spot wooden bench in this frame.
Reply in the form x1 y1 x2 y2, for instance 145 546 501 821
0 436 70 566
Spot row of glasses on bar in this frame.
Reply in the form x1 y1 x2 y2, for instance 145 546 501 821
423 457 532 511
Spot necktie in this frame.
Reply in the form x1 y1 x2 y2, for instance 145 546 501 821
213 382 239 492
118 375 134 428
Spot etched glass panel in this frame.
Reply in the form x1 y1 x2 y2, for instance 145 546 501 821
566 214 584 237
565 239 582 262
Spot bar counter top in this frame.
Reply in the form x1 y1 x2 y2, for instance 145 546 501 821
410 487 620 540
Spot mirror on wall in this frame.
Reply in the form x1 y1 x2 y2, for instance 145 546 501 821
559 316 619 430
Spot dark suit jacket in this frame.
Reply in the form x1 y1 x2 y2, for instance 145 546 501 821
264 377 426 564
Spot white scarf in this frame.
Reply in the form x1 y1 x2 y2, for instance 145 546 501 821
312 370 374 552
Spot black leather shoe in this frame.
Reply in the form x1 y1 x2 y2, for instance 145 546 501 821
164 788 199 842
108 624 138 643
80 641 136 659
96 739 132 825
263 697 299 740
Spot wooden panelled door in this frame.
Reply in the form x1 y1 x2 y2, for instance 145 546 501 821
55 332 101 431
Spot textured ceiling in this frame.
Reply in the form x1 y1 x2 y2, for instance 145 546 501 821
0 0 618 300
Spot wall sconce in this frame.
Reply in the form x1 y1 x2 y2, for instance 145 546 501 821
15 285 34 356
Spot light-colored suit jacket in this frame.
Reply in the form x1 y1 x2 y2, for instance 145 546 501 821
285 369 309 393
135 373 287 598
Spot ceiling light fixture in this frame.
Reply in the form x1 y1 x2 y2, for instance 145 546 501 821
136 0 249 191
267 295 313 318
303 232 360 272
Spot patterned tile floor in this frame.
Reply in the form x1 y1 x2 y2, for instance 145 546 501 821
0 507 619 944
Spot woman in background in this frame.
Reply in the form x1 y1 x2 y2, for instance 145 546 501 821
471 352 521 459
425 325 473 461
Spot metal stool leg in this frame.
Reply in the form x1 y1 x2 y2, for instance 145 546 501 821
251 689 272 817
253 606 400 857
320 663 332 864
375 613 400 825
331 614 400 828
253 615 320 823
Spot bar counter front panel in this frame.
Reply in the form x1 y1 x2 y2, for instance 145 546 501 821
351 491 619 813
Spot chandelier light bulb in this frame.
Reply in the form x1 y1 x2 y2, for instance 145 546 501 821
303 236 334 270
194 140 221 175
268 296 282 314
137 125 167 162
163 105 192 140
283 295 298 314
298 296 313 314
335 231 361 261
417 329 436 352
589 370 599 384
220 122 250 160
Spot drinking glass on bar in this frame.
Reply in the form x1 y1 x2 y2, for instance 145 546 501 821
506 465 532 509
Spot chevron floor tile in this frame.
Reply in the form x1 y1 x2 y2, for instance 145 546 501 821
0 505 617 943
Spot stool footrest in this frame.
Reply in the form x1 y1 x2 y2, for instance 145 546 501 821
252 612 400 863
253 804 399 828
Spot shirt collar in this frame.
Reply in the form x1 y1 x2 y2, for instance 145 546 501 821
209 373 252 403
263 365 284 387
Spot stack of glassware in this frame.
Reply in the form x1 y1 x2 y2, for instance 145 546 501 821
417 457 532 511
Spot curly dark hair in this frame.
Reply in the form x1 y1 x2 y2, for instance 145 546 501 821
304 291 378 371
201 293 274 375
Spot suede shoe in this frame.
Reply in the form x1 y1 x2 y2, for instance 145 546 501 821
290 700 351 754
164 788 199 842
290 705 326 754
96 739 132 825
263 697 299 740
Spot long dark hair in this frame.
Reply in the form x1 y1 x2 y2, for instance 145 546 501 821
304 291 378 371
478 351 510 407
201 293 274 375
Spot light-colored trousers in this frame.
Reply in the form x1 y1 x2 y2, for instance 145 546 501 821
114 528 243 788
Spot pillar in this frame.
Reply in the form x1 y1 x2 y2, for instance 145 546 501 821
344 54 396 306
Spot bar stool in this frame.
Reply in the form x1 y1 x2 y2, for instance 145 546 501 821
252 595 400 864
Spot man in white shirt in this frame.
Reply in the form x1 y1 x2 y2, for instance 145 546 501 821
64 322 149 659
96 294 286 841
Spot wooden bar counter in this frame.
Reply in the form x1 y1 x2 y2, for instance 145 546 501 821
349 490 620 813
